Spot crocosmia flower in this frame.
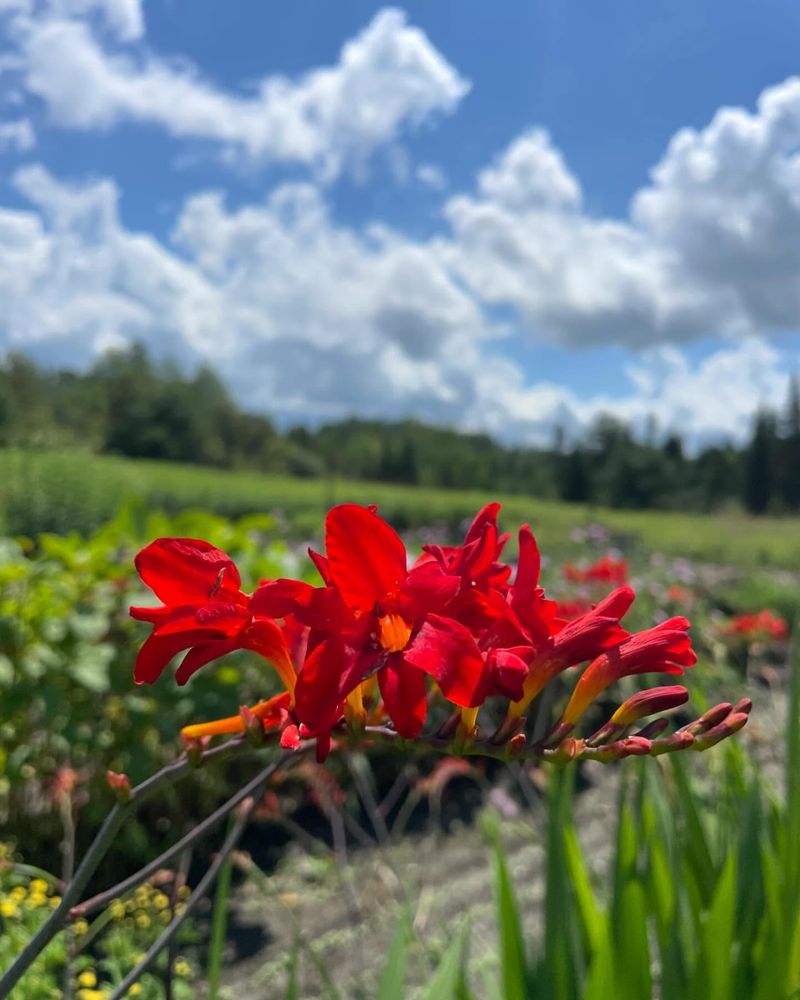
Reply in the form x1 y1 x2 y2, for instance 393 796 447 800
130 503 750 767
563 553 628 586
254 504 462 741
130 538 295 694
722 610 788 642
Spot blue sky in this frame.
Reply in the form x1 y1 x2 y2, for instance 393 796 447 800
1 1 799 445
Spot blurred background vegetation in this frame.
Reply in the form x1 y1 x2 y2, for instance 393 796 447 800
2 343 800 521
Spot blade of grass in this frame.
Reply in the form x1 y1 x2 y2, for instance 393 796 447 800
541 766 582 1000
492 834 527 1000
420 924 469 1000
375 908 410 1000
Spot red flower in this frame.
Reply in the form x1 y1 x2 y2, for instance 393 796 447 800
130 538 295 694
419 503 512 630
253 505 461 740
722 610 788 642
506 586 634 718
563 554 628 586
560 616 696 726
404 614 529 706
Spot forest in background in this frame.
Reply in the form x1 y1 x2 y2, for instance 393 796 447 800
1 344 798 515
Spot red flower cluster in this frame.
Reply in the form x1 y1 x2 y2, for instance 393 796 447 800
130 504 748 762
722 610 788 642
563 554 628 586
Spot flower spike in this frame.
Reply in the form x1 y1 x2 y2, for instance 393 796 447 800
129 502 750 767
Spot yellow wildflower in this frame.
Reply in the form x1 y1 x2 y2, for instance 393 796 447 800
110 900 126 920
78 970 97 988
73 918 90 936
174 958 192 977
0 899 19 919
10 886 26 902
127 985 143 997
135 912 151 929
29 878 49 894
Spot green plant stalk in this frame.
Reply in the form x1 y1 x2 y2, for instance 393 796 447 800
207 816 236 1000
70 755 287 920
107 793 260 1000
0 734 249 999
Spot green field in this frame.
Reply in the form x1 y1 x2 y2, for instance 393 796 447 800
1 447 799 569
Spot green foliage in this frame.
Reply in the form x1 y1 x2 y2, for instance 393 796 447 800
0 850 196 999
0 505 307 869
474 698 800 999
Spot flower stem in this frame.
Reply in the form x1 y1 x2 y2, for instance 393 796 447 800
0 735 248 999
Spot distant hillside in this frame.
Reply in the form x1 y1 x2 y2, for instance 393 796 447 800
2 344 799 515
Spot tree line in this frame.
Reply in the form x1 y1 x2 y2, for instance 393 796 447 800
0 345 797 515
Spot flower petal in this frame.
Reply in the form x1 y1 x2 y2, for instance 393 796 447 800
294 636 380 732
379 656 427 738
404 614 489 707
399 560 460 620
325 505 407 612
135 538 242 605
134 631 201 685
175 636 244 685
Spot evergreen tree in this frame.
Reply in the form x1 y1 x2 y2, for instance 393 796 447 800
743 409 778 514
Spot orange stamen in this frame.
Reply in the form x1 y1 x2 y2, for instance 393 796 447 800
377 612 412 653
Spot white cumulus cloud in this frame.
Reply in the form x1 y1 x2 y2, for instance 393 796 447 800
0 162 793 447
14 6 468 179
445 78 800 349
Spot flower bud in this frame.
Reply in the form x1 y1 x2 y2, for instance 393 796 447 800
106 770 132 803
239 705 265 746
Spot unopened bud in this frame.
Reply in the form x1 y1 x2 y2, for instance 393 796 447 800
586 735 651 762
650 730 695 756
106 770 131 802
182 734 211 767
547 738 581 765
679 702 732 736
617 736 652 757
240 705 265 746
542 721 575 750
633 717 670 740
507 733 528 758
692 711 749 751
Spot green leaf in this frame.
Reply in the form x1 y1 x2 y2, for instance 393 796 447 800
689 852 736 1000
493 835 527 1000
562 822 603 954
614 881 652 1000
207 816 235 1000
582 919 615 1000
420 925 469 1000
376 908 410 1000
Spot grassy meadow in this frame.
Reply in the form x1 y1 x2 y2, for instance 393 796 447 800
2 447 800 568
